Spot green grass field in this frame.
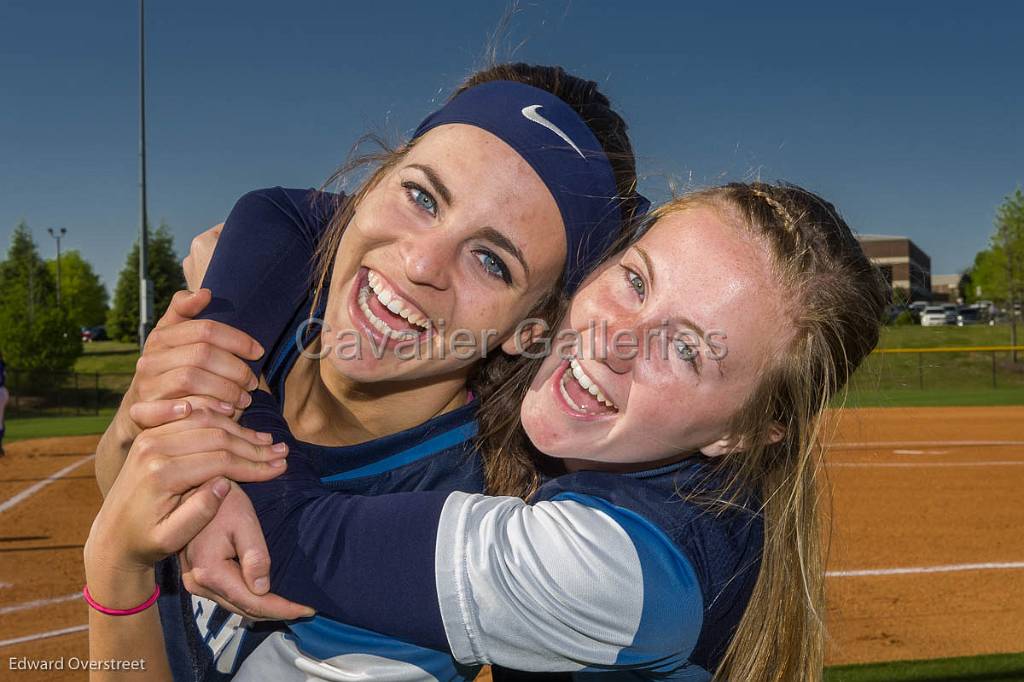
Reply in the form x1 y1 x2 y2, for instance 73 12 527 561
4 408 116 443
825 652 1024 681
844 323 1024 407
877 322 1019 349
75 340 139 374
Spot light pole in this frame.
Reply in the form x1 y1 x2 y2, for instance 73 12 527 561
138 0 152 347
47 227 67 307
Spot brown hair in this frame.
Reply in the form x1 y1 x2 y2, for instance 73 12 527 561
647 182 889 681
308 64 643 497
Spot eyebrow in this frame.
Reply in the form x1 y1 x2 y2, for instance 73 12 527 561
633 245 655 290
673 315 707 342
406 163 452 206
476 226 531 280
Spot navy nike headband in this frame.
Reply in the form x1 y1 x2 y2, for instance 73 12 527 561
412 80 637 293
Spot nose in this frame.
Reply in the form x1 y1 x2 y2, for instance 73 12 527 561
597 319 639 375
400 230 454 290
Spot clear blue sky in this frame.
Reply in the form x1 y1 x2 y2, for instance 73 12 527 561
3 1 1022 293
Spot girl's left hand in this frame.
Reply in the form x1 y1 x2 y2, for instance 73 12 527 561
85 408 288 586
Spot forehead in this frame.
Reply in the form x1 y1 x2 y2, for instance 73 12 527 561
408 124 548 207
641 205 791 369
405 123 567 282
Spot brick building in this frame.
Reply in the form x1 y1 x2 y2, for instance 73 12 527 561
857 234 932 302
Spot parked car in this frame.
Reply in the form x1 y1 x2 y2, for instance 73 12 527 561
956 308 982 326
80 325 108 342
909 301 929 323
921 306 955 326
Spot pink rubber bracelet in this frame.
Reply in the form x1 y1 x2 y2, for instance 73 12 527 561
83 583 161 616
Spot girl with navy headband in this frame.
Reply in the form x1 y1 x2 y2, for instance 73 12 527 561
87 181 888 680
90 64 644 680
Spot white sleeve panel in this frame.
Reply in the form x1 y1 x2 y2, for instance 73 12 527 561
435 491 702 672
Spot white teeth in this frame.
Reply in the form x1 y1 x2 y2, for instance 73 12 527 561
358 286 415 340
364 269 429 330
566 357 618 411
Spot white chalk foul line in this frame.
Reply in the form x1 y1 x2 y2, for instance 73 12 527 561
0 624 88 649
0 454 95 515
828 561 1024 578
830 440 1024 450
0 592 81 615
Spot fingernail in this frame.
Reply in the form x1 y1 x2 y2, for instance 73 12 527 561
270 458 286 468
238 392 252 408
218 401 234 413
254 342 265 358
254 577 269 593
248 376 259 391
173 402 190 416
303 608 316 618
271 442 288 454
257 431 274 444
213 479 230 498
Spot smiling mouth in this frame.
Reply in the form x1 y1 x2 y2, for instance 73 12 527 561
556 355 618 418
355 268 431 341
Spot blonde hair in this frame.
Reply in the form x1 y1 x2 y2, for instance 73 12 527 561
647 183 888 681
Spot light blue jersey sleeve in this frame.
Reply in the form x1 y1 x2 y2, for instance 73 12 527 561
435 491 707 677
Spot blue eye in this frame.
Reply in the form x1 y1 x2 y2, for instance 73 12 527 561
403 182 438 217
674 339 698 366
474 250 511 284
624 268 645 301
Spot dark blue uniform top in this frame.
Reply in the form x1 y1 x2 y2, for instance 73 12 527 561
154 188 487 680
229 445 762 680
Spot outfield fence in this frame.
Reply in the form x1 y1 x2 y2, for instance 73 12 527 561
848 345 1024 395
3 369 132 417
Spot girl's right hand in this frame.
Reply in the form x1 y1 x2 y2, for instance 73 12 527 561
86 404 288 580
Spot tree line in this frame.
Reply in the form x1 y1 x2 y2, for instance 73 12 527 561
968 188 1024 353
0 221 185 374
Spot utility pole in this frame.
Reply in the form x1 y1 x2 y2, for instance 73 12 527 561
47 227 67 307
138 0 152 348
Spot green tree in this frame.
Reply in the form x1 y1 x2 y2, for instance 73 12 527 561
46 250 109 328
0 222 82 376
993 188 1024 360
970 245 1007 302
107 223 186 342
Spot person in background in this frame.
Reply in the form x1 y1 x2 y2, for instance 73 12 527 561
0 350 8 457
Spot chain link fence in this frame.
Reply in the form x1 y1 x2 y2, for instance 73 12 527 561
4 369 132 417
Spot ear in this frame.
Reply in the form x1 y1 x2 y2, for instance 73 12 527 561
699 421 786 458
500 321 546 356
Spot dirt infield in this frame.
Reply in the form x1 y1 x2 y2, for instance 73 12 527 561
1 407 1022 680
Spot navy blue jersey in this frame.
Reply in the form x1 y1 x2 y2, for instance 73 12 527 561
153 187 487 681
0 355 6 388
232 452 763 681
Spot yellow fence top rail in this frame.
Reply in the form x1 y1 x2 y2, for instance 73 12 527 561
874 345 1024 354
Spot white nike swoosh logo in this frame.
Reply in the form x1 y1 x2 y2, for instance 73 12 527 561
521 105 585 158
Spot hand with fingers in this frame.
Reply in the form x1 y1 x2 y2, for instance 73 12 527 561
132 398 311 622
179 482 311 621
84 400 312 679
96 287 266 495
87 403 292 567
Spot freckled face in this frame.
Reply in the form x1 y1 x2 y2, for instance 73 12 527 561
320 124 566 384
520 205 792 467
